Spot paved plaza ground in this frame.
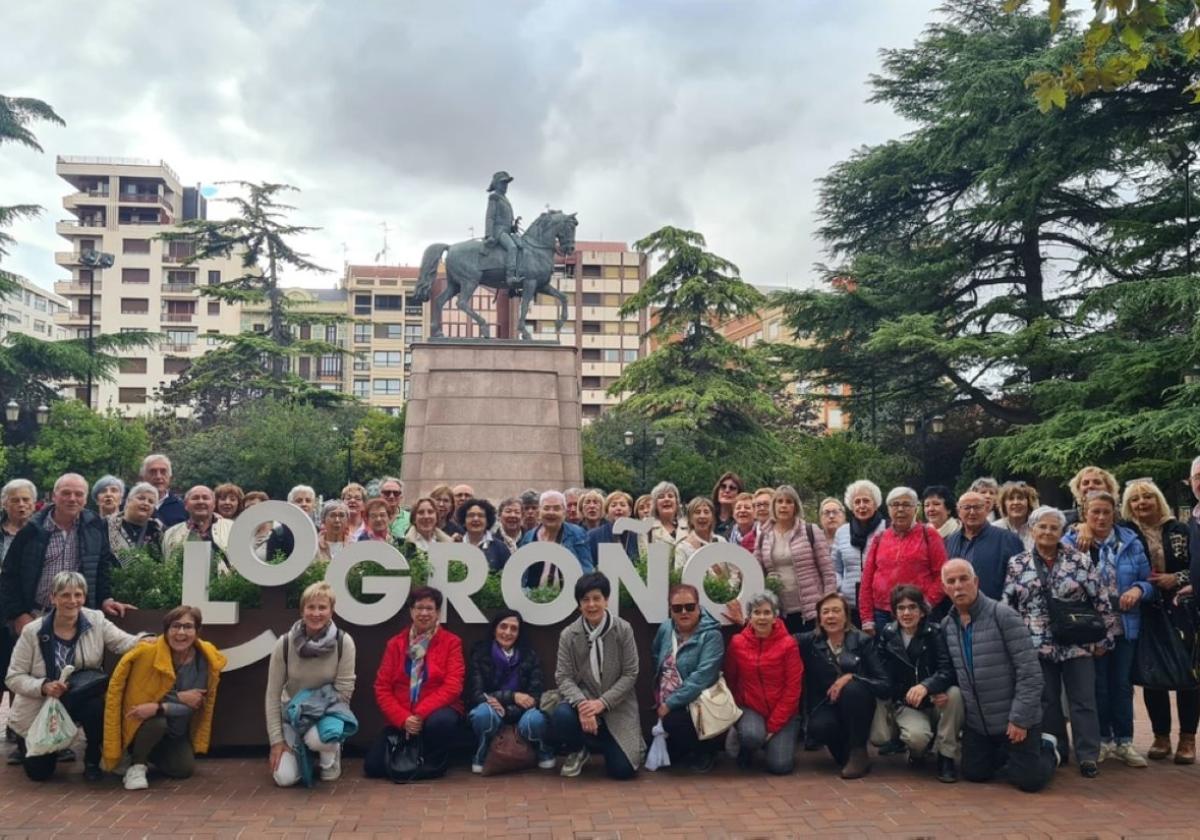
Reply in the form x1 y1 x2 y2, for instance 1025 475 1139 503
0 715 1193 840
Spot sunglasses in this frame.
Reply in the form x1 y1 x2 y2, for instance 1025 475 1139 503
381 490 402 497
718 482 740 492
670 603 698 614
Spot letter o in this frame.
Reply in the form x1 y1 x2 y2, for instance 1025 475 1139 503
501 543 583 625
227 501 318 586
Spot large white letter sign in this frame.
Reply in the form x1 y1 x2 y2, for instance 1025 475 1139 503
427 542 489 624
327 541 411 626
227 501 318 585
601 518 668 622
680 543 765 625
181 541 238 625
500 543 583 625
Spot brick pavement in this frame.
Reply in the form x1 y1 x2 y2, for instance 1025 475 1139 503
0 723 1195 840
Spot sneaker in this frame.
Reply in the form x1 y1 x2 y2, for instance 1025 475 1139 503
6 746 23 766
1041 732 1059 752
1098 741 1114 763
1080 760 1100 779
471 763 484 774
83 762 103 782
537 755 556 770
1113 742 1148 768
123 763 149 791
559 748 589 777
319 749 341 782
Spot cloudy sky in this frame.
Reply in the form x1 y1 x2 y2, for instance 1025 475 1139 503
1 1 939 293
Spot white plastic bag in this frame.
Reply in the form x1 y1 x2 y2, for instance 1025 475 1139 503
645 721 670 771
26 697 77 757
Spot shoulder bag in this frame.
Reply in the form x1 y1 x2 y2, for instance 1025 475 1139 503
480 724 536 776
1032 555 1106 646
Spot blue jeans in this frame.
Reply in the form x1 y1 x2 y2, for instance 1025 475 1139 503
468 702 551 765
550 702 637 780
1095 636 1136 743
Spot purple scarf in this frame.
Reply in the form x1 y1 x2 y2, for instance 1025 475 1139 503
491 642 522 692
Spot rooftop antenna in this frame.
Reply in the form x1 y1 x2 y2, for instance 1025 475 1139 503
468 225 475 239
375 222 391 264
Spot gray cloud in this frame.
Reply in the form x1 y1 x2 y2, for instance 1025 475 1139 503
1 0 935 290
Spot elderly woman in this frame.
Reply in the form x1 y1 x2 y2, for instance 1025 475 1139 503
578 490 605 532
242 491 273 560
265 581 357 787
818 497 846 544
833 480 888 618
6 571 144 781
340 482 368 541
107 481 164 562
800 592 890 779
727 492 758 552
755 485 835 633
358 498 399 546
429 484 465 538
724 590 802 774
639 481 688 554
1 478 37 565
752 487 774 532
969 477 1001 520
103 605 226 790
1065 466 1119 526
365 586 464 779
466 609 553 772
859 487 948 633
92 475 124 518
552 573 643 780
401 497 453 555
456 498 512 572
869 585 963 783
213 483 244 521
520 491 594 588
674 497 727 571
712 472 745 539
652 583 724 771
1065 490 1153 768
996 481 1040 550
317 500 353 562
921 485 959 538
634 494 653 520
586 490 639 562
1004 506 1113 778
495 496 527 553
261 484 319 564
1121 478 1197 763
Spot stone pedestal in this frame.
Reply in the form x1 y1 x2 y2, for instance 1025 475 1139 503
400 339 583 501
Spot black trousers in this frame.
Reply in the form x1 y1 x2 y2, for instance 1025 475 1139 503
784 614 815 634
660 706 719 764
363 707 462 779
1144 688 1200 737
20 693 105 781
806 679 876 765
960 725 1056 793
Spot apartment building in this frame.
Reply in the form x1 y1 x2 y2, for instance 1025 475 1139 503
717 285 849 432
51 156 243 413
1 275 69 342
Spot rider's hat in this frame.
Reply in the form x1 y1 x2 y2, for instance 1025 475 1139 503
487 171 514 192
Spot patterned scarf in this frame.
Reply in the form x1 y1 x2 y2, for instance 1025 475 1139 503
291 619 339 658
583 610 613 684
1096 532 1119 592
656 631 684 706
491 642 522 692
407 626 436 706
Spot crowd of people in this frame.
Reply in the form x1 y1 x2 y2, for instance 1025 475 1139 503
1 453 1199 794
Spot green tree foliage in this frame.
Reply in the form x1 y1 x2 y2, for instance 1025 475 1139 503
26 400 150 489
779 1 1200 482
581 441 636 494
350 407 406 481
781 433 917 510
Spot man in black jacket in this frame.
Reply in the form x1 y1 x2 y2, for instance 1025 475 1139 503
0 473 132 635
871 584 963 782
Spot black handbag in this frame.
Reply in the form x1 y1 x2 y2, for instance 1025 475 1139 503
1033 556 1106 646
65 668 109 703
384 727 444 783
1133 601 1200 691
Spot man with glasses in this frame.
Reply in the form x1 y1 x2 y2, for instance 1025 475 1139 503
378 477 410 541
943 491 1024 601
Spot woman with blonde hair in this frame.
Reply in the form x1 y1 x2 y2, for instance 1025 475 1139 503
586 491 639 561
755 485 835 633
578 489 605 531
429 484 464 537
634 494 653 520
996 481 1040 550
674 497 728 572
1066 466 1119 526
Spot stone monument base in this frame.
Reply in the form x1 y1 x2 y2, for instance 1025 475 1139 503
400 339 583 501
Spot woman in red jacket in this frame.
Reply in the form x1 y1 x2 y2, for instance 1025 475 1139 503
724 591 803 774
859 487 948 633
364 586 465 779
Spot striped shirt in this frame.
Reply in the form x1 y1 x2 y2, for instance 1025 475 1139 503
34 516 80 612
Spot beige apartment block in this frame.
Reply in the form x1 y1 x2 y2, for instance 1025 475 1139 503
52 156 244 414
2 275 70 342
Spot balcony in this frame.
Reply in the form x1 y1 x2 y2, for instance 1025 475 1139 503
54 281 98 296
161 283 198 294
159 342 196 353
62 310 92 324
117 192 169 208
162 250 195 264
56 218 106 233
163 312 195 323
54 251 83 265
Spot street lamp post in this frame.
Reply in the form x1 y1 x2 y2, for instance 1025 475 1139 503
623 427 665 492
79 249 115 409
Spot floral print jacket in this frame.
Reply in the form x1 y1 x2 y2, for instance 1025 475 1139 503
1003 545 1115 663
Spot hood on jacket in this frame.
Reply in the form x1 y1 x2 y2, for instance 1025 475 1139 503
738 616 791 646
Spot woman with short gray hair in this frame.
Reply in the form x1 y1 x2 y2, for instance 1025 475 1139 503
1 478 37 565
107 481 165 562
724 590 803 774
858 487 949 632
91 475 125 518
6 570 144 781
832 480 886 619
1004 506 1113 779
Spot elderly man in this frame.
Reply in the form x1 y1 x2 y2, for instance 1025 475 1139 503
378 477 410 541
518 490 594 588
140 453 186 528
161 486 234 561
943 492 1024 601
0 473 131 634
940 559 1057 792
452 484 475 514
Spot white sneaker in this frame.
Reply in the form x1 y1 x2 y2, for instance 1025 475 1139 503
1113 742 1149 768
560 748 589 777
471 763 484 774
1098 741 1114 763
319 748 341 782
123 763 149 791
537 756 556 770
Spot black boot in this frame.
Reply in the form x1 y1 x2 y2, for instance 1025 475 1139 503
937 754 958 783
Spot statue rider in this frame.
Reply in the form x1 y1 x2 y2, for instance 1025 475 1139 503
483 170 524 293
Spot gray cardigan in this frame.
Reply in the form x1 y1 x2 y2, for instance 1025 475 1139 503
941 593 1043 736
555 613 646 770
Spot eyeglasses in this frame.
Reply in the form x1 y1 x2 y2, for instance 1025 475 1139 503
169 623 196 632
959 504 985 513
719 482 740 492
381 490 402 497
671 603 698 614
888 501 915 509
821 509 841 517
411 605 438 613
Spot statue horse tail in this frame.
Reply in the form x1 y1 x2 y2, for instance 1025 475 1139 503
412 243 448 304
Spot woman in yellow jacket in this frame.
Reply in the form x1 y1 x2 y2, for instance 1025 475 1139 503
102 605 227 790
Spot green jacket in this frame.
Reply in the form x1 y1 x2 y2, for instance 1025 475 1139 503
651 610 725 710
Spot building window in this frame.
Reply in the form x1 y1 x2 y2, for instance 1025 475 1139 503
373 351 402 367
78 269 93 284
325 325 338 342
373 378 401 395
623 349 638 362
353 354 369 372
581 376 601 388
603 349 619 362
354 294 371 315
121 298 149 314
352 379 369 398
207 270 221 286
252 323 265 333
77 328 92 339
122 238 150 254
375 294 402 310
164 357 190 375
207 301 220 316
318 355 341 376
581 292 602 306
118 387 147 404
582 322 600 334
374 323 403 340
403 324 422 343
206 330 221 346
165 270 196 286
118 357 148 374
165 329 195 346
581 349 601 361
405 304 423 316
353 323 370 343
403 379 411 399
621 321 639 335
581 265 602 278
122 268 150 284
298 357 311 379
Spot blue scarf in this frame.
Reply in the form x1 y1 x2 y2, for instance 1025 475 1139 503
491 642 522 692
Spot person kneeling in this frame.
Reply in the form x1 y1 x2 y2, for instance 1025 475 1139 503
869 585 963 783
103 606 226 790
